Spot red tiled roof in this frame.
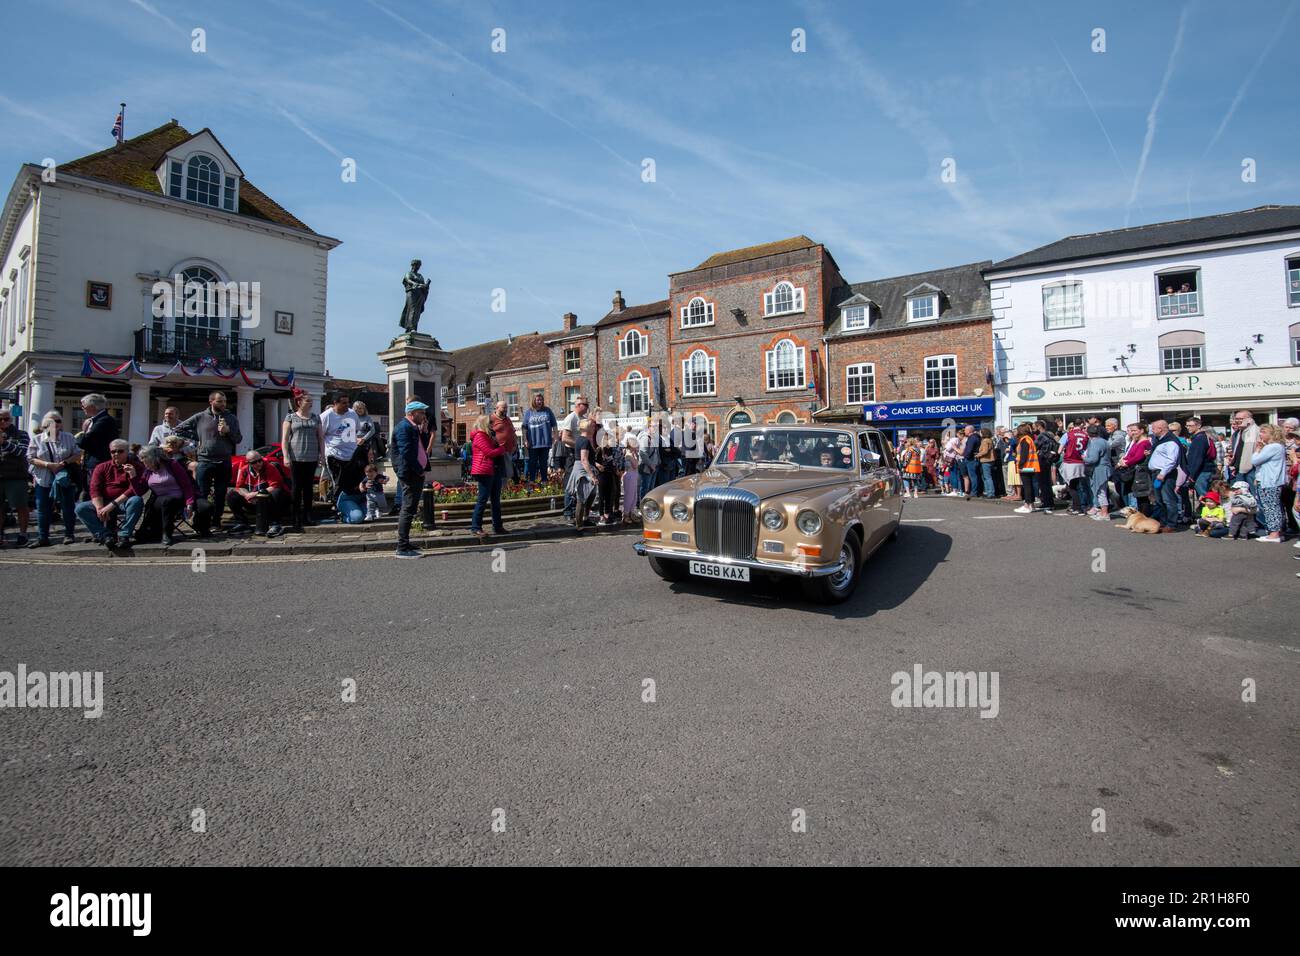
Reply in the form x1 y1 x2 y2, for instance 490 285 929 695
491 331 558 372
59 120 315 233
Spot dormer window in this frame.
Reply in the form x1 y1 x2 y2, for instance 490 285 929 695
168 153 238 212
907 294 937 322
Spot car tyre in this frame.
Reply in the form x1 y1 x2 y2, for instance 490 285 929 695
801 533 861 605
647 555 689 582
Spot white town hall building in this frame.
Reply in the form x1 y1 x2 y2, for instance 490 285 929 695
0 120 340 448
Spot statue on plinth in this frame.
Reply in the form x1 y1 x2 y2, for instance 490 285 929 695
399 259 432 338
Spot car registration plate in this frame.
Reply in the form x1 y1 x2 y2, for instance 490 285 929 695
689 560 750 582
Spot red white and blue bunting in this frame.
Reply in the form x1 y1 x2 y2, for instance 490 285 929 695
81 352 295 389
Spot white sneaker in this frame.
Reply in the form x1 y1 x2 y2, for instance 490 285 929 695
1090 513 1106 521
1014 505 1032 514
1256 536 1280 543
1292 540 1300 548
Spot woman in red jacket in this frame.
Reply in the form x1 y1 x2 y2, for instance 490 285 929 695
469 414 506 537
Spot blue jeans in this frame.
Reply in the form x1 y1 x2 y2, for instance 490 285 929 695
195 459 232 525
979 462 995 497
638 471 653 503
35 482 78 540
470 473 502 532
1193 471 1214 498
1153 478 1180 528
963 459 982 496
76 495 144 541
527 447 549 483
336 492 366 523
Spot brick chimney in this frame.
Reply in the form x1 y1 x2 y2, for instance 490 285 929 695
563 312 578 332
612 290 625 313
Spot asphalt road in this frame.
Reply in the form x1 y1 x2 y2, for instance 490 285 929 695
1 496 1296 865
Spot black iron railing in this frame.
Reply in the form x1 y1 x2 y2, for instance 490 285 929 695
134 327 265 369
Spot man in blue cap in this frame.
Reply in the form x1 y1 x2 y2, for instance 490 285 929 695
392 399 431 558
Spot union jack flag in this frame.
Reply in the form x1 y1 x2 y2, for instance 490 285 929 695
111 106 124 143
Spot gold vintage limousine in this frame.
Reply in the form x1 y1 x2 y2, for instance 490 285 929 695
633 424 904 603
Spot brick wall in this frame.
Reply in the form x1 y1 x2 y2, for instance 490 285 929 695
547 334 597 416
667 246 842 435
826 318 994 405
594 314 669 414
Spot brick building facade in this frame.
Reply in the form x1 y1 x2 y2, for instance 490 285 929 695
817 260 995 442
440 337 512 444
666 237 846 438
593 291 670 428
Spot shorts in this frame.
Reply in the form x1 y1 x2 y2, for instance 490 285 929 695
1 478 30 510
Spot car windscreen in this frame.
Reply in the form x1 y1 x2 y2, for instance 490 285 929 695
717 430 854 469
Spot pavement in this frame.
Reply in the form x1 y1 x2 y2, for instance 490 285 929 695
0 493 1295 865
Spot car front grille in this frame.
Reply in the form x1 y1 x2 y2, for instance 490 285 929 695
694 488 758 560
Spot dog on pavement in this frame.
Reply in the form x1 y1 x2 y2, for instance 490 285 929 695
1117 510 1162 534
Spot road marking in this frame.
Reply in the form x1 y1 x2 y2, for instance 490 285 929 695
0 537 571 569
902 518 945 523
972 515 1023 520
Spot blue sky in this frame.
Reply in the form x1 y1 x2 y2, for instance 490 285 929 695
4 0 1298 379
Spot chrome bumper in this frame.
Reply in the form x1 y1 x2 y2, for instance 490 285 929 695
633 541 845 579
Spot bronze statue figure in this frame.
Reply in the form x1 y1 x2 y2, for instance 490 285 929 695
400 259 431 334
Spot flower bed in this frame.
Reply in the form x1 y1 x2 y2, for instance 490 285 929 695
428 480 563 504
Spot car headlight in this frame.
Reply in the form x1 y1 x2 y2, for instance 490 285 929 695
641 498 663 522
670 501 690 522
761 507 786 531
796 510 822 535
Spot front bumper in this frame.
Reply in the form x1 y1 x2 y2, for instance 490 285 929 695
633 541 845 578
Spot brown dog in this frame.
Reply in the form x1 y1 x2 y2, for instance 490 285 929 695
1116 510 1162 534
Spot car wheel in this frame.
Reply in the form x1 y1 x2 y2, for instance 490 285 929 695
647 555 689 582
801 533 861 604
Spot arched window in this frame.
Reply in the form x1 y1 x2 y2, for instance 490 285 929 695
681 296 713 328
764 281 805 316
682 350 716 396
620 371 649 413
1045 340 1086 379
619 328 645 359
1158 330 1206 372
775 411 797 424
185 155 222 207
765 338 805 390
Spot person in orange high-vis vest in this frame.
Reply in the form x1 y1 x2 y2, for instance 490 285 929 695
1013 423 1041 513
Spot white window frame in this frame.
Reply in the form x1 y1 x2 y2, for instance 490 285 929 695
440 386 448 410
1046 354 1086 380
1292 335 1300 365
681 350 716 397
456 384 466 406
564 347 581 373
907 294 938 323
1155 267 1203 319
618 328 646 359
1160 345 1205 372
1286 256 1300 308
14 254 29 338
841 305 868 330
563 385 581 411
0 296 7 356
680 296 714 328
764 339 806 391
763 281 806 317
505 390 520 419
169 152 239 212
619 372 649 414
924 354 957 399
1042 281 1083 330
845 362 875 404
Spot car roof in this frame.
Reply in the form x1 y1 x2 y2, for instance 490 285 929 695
727 423 876 434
